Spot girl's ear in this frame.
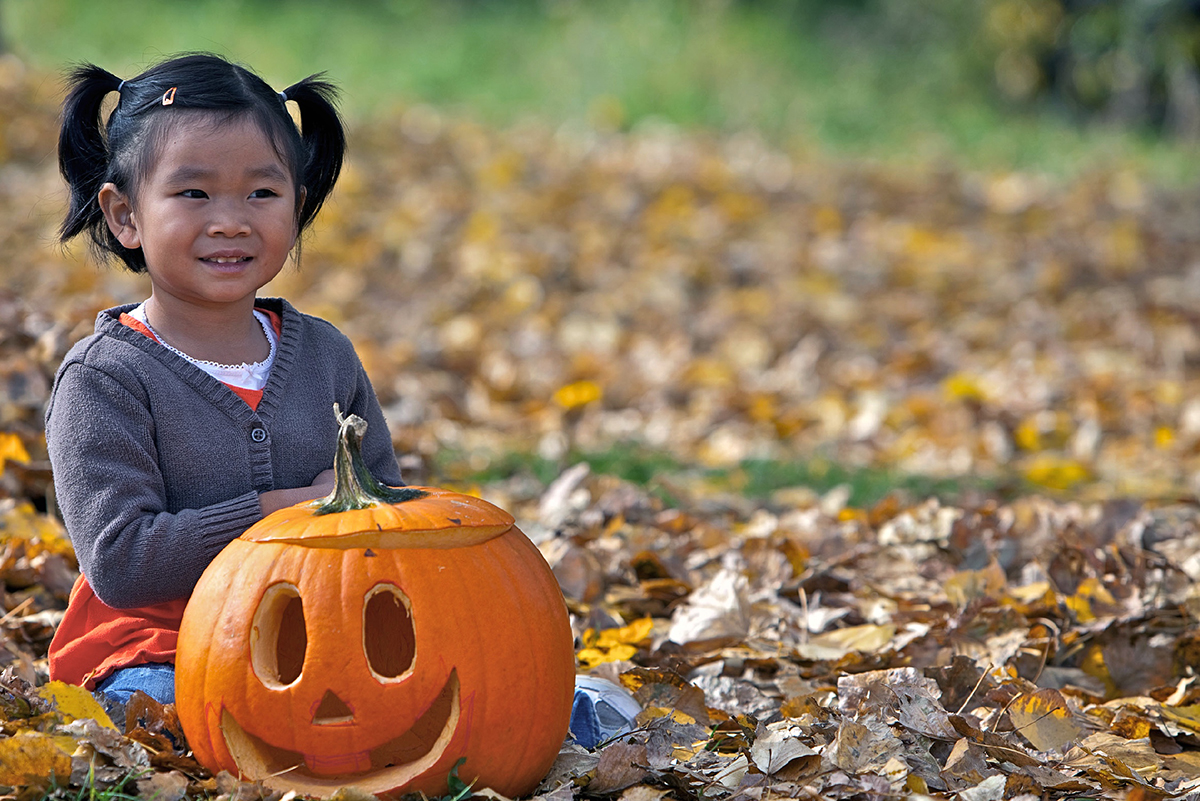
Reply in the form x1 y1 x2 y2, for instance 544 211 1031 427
97 183 141 249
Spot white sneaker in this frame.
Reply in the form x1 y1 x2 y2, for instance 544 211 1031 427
570 675 641 749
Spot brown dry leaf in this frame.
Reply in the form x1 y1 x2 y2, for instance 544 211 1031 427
1075 731 1163 775
1009 688 1086 752
587 743 650 795
837 667 958 740
829 718 905 773
620 667 711 727
941 737 999 787
748 727 820 777
538 744 600 794
134 770 189 801
616 786 669 801
665 568 750 648
944 560 1007 606
795 623 896 661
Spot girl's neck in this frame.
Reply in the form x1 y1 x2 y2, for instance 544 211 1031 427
143 295 270 366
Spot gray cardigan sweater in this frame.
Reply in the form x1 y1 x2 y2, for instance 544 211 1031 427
45 298 402 609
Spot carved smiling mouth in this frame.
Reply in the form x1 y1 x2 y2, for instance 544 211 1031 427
219 671 460 795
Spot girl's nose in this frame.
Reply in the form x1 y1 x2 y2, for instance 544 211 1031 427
207 201 252 236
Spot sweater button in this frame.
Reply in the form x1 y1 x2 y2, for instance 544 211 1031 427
250 426 268 443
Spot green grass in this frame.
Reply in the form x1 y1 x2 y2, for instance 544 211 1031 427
434 445 1009 509
4 0 1199 182
38 767 147 801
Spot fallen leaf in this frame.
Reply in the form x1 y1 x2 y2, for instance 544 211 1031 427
795 623 896 661
36 679 117 729
0 729 74 787
956 773 1007 801
134 770 189 801
748 727 819 775
588 743 649 794
1009 688 1085 752
0 431 30 476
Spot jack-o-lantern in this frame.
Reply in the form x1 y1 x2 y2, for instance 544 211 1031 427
176 409 575 799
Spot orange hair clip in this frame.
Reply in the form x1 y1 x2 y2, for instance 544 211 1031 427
162 87 177 106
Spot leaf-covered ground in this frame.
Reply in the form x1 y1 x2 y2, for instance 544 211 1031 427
5 57 1200 799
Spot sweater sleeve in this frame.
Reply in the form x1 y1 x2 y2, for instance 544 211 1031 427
47 362 262 609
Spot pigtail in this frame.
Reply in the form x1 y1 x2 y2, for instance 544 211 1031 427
58 64 122 245
280 74 346 232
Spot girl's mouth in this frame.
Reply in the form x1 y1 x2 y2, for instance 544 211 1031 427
203 257 252 264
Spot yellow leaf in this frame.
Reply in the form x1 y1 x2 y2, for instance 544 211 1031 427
0 729 74 786
1064 577 1119 624
1161 705 1200 732
606 644 637 661
595 617 654 648
552 380 603 411
576 643 638 668
581 627 599 649
639 706 696 725
1009 688 1083 752
462 210 500 243
942 373 985 403
1023 454 1091 491
1080 643 1116 697
577 647 611 668
812 205 843 236
1015 418 1042 452
1003 581 1056 614
0 502 73 557
36 680 118 729
0 431 30 478
837 508 867 523
1155 426 1175 449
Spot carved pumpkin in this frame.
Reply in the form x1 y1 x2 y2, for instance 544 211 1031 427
175 410 575 799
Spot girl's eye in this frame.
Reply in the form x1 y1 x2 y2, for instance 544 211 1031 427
250 189 279 199
180 189 208 199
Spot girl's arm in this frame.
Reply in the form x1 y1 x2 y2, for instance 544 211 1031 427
48 363 263 609
48 318 405 609
258 468 335 516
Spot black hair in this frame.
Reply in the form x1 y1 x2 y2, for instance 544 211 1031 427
57 52 346 272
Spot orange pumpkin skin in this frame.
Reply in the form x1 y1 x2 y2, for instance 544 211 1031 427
176 479 574 799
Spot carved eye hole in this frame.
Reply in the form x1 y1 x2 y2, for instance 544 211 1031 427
251 583 307 688
364 583 415 681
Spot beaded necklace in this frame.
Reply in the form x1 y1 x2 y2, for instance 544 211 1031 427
132 304 277 388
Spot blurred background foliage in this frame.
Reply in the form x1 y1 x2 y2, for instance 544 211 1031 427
1 0 1199 181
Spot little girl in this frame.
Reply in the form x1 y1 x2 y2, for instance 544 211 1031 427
48 51 637 750
47 52 402 707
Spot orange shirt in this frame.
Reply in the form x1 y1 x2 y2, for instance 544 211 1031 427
49 310 282 689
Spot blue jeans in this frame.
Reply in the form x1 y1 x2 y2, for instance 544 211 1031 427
95 663 176 706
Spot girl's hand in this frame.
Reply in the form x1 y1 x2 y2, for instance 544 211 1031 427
311 469 335 492
258 469 337 517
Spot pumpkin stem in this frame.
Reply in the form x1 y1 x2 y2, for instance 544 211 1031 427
314 405 427 515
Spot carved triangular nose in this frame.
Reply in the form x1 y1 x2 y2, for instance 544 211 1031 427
312 690 355 725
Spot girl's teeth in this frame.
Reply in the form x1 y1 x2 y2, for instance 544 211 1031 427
209 257 246 264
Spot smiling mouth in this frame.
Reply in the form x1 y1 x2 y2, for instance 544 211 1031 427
219 670 460 795
203 257 251 264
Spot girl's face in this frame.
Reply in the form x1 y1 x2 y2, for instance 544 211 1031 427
100 114 300 311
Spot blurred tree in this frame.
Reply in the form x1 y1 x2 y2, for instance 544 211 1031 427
986 0 1200 138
